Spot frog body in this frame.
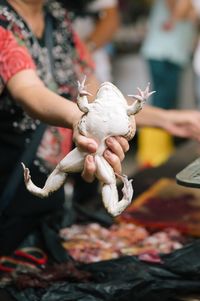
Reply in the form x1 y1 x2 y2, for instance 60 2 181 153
22 79 154 216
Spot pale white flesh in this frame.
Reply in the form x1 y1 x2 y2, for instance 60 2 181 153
22 79 154 216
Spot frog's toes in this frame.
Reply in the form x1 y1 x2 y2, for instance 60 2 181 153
121 175 133 201
21 162 31 184
116 173 133 202
77 76 92 96
143 82 156 99
128 83 155 103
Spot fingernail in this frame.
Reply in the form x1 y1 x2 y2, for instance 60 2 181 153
88 143 96 150
107 137 114 144
104 150 111 157
87 155 93 163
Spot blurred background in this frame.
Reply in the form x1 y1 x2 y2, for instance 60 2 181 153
113 0 195 109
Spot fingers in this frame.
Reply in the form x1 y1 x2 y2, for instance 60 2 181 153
104 136 130 175
75 134 98 153
81 155 96 183
74 130 98 182
106 136 129 161
82 136 130 182
115 136 130 153
104 149 122 175
165 110 200 142
76 131 130 182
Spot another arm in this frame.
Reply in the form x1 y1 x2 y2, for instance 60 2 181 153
166 0 193 20
163 0 194 30
85 5 120 52
135 105 200 142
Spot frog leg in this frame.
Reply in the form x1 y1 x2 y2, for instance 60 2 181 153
127 83 155 115
22 147 85 198
77 75 92 113
95 155 133 216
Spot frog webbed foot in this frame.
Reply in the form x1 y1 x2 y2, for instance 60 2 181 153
119 174 133 201
114 174 133 215
101 174 133 217
127 82 155 115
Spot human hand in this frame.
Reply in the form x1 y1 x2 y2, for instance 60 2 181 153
73 123 130 183
83 136 129 183
163 109 200 142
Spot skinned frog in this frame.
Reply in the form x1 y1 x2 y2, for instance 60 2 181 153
22 78 154 216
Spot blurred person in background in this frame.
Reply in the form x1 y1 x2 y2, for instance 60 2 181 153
139 0 197 168
191 0 200 108
69 0 120 83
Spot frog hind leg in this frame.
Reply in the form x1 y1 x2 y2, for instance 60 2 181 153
95 155 133 216
101 176 133 217
22 147 85 198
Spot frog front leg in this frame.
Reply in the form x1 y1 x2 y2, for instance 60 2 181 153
77 76 92 113
22 147 85 198
127 83 155 115
95 155 133 216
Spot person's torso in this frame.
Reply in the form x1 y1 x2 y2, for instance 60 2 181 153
141 0 197 66
0 0 81 182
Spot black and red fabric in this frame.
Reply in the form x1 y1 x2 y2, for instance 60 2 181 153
0 0 94 254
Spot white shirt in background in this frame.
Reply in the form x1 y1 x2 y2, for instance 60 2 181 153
73 0 118 82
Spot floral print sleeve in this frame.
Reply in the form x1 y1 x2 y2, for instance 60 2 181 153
0 26 35 89
0 2 94 174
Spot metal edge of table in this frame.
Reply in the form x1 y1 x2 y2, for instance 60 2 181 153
176 157 200 189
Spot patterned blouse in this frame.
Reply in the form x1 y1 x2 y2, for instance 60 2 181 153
0 0 94 181
0 27 36 85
